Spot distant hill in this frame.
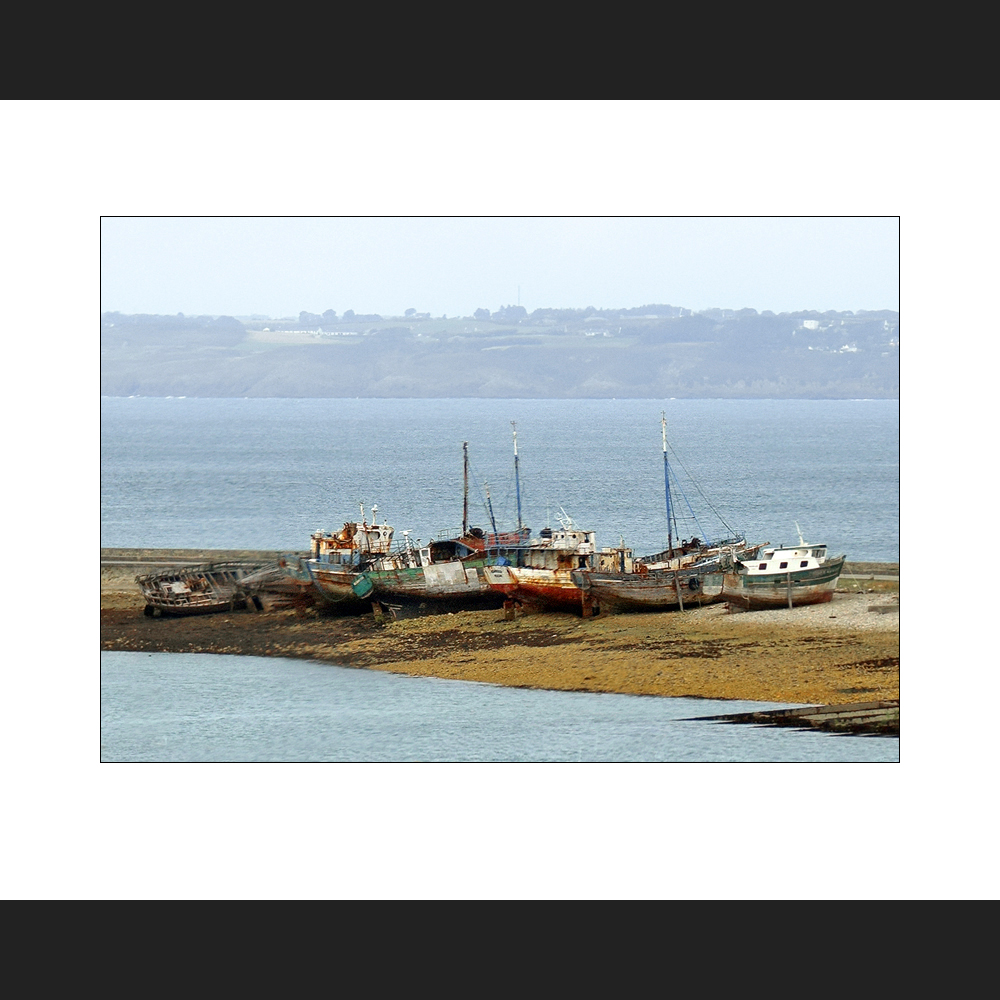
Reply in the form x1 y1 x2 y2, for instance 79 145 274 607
100 307 899 398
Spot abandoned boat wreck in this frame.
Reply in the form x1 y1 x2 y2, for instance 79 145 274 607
359 439 532 614
571 539 759 614
235 554 316 611
722 538 846 610
484 518 597 613
305 506 395 608
360 531 505 613
137 562 264 617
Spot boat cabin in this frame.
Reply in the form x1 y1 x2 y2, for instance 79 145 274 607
742 544 828 575
546 528 596 553
500 529 597 571
598 546 634 573
310 521 395 561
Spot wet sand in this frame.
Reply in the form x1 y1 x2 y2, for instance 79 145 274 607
101 554 899 706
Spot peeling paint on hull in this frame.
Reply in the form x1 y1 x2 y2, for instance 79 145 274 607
485 565 584 610
722 556 846 610
364 559 496 602
307 564 371 605
572 569 725 612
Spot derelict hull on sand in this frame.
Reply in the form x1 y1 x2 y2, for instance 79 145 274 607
722 556 846 610
137 563 263 617
237 556 319 611
363 559 506 613
306 563 374 607
484 565 585 612
572 568 725 613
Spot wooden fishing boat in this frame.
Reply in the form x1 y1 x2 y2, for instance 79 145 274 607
360 437 530 614
570 413 760 615
721 537 846 610
305 506 395 606
484 518 597 612
363 532 502 610
137 562 264 617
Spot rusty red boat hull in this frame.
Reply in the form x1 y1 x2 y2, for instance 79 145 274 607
484 565 584 611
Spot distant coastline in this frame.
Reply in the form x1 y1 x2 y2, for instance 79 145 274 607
100 308 899 400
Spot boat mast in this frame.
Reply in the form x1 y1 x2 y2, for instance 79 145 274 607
462 441 469 536
662 412 674 554
484 482 499 549
511 421 523 531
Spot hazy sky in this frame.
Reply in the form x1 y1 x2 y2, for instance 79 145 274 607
100 216 899 319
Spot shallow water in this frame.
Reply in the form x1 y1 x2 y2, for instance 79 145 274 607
101 651 900 763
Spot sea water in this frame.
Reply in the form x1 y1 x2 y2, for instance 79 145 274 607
101 651 900 763
100 397 898 561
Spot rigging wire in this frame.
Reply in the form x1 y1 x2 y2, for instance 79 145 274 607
466 456 518 532
667 465 712 544
666 441 738 536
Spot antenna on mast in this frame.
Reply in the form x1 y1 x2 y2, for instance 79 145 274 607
511 421 523 531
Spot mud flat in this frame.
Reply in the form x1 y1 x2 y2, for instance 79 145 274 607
102 551 899 707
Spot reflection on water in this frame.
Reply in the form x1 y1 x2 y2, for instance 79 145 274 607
101 652 899 763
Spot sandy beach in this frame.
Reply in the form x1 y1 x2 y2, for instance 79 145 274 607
101 553 899 706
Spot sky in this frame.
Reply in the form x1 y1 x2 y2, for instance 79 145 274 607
100 215 899 318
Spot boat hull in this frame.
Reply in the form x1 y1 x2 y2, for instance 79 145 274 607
722 556 846 610
137 563 262 617
306 563 373 605
572 568 724 612
362 559 504 613
237 556 320 610
485 565 584 611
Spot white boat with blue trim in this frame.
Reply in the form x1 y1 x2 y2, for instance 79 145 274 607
721 531 845 610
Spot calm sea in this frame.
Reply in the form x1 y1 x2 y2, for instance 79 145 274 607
101 651 899 763
100 397 899 561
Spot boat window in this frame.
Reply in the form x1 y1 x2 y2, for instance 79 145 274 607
800 561 809 568
758 563 767 570
779 561 788 569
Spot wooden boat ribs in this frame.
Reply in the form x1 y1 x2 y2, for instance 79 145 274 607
137 562 263 617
